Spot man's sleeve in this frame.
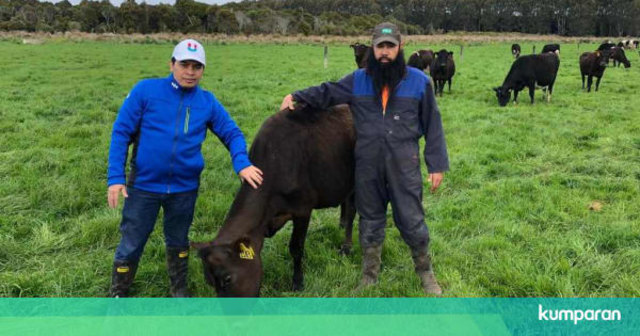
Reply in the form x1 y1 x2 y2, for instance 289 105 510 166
420 80 450 173
107 83 145 186
292 73 354 109
208 97 252 174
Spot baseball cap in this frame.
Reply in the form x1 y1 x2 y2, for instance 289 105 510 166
372 22 401 46
172 39 206 66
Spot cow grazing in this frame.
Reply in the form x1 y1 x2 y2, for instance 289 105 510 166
542 43 560 54
611 46 631 68
193 104 356 297
430 49 456 96
493 53 560 106
511 44 521 58
579 50 611 92
407 49 434 71
350 43 371 69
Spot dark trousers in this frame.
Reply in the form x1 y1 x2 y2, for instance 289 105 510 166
114 188 198 262
356 144 430 250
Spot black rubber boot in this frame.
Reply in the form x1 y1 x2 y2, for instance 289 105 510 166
166 247 191 297
411 247 442 296
358 245 383 288
109 260 138 298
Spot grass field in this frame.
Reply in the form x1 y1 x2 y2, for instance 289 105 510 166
0 37 638 297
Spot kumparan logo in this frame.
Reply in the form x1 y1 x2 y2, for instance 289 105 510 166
187 42 198 52
538 304 621 325
381 28 393 34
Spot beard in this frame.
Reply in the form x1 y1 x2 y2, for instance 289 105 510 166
366 49 407 96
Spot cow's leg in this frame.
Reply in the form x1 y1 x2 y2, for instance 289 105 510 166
587 76 593 92
447 78 452 93
547 83 554 102
595 76 602 91
513 89 519 104
528 83 535 104
290 214 310 291
339 192 356 255
581 73 585 90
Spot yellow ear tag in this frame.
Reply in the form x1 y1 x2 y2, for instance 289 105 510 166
116 266 130 273
239 242 255 260
178 251 189 258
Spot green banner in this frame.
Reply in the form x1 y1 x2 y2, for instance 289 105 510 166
0 298 637 335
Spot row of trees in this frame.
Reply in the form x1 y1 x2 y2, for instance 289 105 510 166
1 0 640 36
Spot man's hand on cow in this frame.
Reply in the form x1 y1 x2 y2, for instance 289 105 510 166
239 165 264 189
108 184 128 209
280 94 296 111
429 172 444 193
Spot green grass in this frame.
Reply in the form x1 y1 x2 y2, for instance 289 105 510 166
0 39 638 297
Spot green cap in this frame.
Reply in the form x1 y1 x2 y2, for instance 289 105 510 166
372 22 401 46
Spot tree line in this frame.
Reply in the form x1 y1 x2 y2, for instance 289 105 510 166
1 0 639 36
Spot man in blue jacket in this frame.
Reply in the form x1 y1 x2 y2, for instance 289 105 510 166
107 39 263 297
280 23 448 295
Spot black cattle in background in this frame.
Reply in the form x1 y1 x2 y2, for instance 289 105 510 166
430 49 456 96
407 49 434 72
542 44 560 54
610 47 631 68
580 50 612 92
493 53 560 106
350 43 371 69
511 44 521 58
598 42 616 51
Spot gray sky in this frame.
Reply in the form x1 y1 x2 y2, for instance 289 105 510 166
42 0 239 6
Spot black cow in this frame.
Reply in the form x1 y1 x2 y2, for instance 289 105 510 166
511 44 521 58
610 46 631 68
350 43 371 69
493 53 560 106
430 49 456 96
542 43 560 54
407 49 434 72
580 50 611 92
193 104 356 297
598 42 616 51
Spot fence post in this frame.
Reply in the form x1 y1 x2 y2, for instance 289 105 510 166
533 45 536 54
324 45 328 69
460 45 464 62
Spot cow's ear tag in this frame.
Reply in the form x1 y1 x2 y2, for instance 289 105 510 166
239 242 255 260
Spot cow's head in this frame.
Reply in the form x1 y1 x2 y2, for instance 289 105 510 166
595 50 610 67
435 50 452 68
493 87 511 107
192 238 262 297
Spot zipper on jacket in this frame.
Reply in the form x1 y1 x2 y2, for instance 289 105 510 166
168 92 184 193
183 107 190 134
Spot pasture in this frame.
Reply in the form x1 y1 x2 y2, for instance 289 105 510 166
0 37 638 297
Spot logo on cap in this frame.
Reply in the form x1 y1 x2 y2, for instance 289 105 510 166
382 28 393 34
187 42 197 52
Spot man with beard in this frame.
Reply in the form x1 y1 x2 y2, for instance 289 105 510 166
280 22 448 295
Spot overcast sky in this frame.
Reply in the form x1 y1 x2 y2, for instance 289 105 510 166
42 0 239 6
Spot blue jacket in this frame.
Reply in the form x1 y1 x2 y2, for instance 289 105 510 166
293 67 449 174
108 74 252 194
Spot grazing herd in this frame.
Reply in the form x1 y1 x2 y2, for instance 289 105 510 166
192 39 636 297
348 40 634 105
